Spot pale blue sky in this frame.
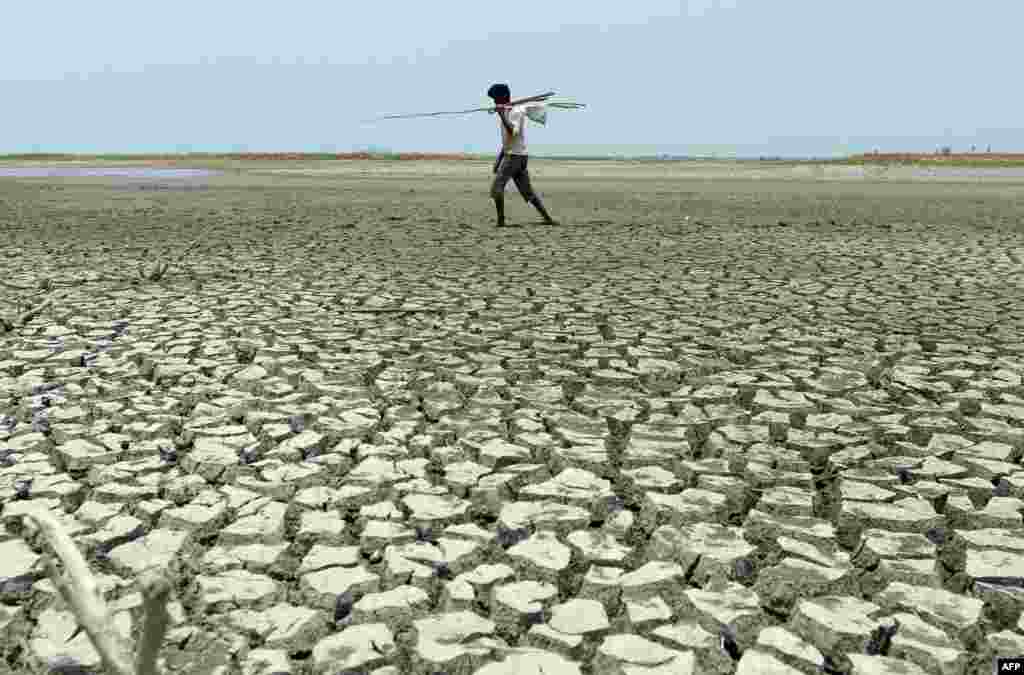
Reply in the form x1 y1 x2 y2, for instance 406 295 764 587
2 1 1021 157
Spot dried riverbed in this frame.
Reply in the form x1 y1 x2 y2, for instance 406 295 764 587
1 161 1023 674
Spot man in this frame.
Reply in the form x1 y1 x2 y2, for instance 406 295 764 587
487 83 557 227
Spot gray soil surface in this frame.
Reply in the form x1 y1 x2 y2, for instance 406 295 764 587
1 160 1023 674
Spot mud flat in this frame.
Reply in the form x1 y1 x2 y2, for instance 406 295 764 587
0 167 220 179
1 160 1023 673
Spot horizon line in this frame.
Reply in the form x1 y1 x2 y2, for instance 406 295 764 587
4 150 1024 163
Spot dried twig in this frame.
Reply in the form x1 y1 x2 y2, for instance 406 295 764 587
341 307 440 314
1 293 61 332
0 279 35 292
62 276 134 286
24 510 173 675
25 510 135 675
135 571 172 675
161 240 202 281
18 296 56 325
137 240 202 282
138 262 166 282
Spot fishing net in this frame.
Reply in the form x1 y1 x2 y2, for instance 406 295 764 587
521 100 586 126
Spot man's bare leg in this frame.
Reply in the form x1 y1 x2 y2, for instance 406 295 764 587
529 195 557 225
493 194 507 227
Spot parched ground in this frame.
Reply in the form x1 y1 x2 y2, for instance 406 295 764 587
1 160 1024 674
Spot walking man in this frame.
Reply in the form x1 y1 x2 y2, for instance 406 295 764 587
487 83 557 227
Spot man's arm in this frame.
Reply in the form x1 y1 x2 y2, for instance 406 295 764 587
496 107 516 136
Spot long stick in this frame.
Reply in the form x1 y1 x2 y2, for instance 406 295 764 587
364 91 556 122
508 92 557 105
26 511 135 675
135 571 172 675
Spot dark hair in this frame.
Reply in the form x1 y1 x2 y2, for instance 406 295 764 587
487 83 511 102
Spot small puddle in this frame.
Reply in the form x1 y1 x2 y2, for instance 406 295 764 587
0 167 219 179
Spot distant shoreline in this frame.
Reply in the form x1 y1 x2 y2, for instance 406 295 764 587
2 151 1024 167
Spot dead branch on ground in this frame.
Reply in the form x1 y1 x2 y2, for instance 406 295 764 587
0 279 35 292
138 240 202 282
135 570 173 675
0 293 62 333
341 307 440 314
23 510 173 675
4 236 207 299
25 510 135 675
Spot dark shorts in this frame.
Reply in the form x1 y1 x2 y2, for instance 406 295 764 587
490 153 535 202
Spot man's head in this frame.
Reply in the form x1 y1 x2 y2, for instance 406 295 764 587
487 83 511 104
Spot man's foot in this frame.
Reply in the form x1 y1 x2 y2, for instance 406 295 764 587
543 219 559 226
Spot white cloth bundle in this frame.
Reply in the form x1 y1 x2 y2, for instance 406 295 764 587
518 99 585 126
524 104 548 126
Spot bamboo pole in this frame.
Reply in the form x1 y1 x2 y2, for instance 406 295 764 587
364 91 557 122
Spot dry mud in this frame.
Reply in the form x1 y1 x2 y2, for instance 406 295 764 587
1 160 1023 674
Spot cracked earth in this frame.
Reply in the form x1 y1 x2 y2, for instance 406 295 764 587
1 161 1023 674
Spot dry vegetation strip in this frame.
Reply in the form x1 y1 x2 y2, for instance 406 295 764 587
837 152 1024 167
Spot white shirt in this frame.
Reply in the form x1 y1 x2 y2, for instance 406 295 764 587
498 105 528 155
